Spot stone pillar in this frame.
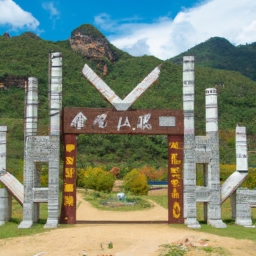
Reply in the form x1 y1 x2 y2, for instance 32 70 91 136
45 52 62 228
203 163 208 221
234 126 249 224
183 56 200 228
236 126 248 172
205 88 226 228
19 79 38 228
235 189 253 226
0 126 7 173
26 77 40 222
49 52 62 136
24 77 38 137
230 191 236 220
0 126 10 226
0 188 11 226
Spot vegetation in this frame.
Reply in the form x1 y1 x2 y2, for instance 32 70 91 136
157 243 229 256
71 24 107 39
82 190 151 211
1 26 256 182
169 37 256 82
123 168 149 195
140 165 167 181
79 166 115 192
158 244 187 256
145 194 256 242
195 164 256 189
0 199 52 239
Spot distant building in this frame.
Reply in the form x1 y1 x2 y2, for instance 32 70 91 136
0 75 27 89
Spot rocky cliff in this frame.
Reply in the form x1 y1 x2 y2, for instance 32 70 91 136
69 24 116 63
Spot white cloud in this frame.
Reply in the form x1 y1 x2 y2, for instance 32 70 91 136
0 0 39 30
94 13 116 31
122 38 150 56
42 2 59 19
95 0 256 60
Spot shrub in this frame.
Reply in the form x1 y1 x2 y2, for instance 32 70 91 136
140 165 167 181
83 166 115 193
123 168 149 195
76 168 85 187
109 166 120 178
241 167 256 189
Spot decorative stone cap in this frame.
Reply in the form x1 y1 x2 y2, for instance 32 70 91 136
0 126 7 132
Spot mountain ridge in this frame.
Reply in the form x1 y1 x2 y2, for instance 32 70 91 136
169 37 256 81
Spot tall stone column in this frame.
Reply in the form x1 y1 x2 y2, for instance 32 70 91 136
19 78 38 228
49 52 62 136
236 126 248 172
45 52 62 228
0 126 7 173
205 88 226 228
24 78 38 137
235 126 249 225
183 56 200 228
0 126 11 226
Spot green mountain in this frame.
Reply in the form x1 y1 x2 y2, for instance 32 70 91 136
169 37 256 82
1 25 256 179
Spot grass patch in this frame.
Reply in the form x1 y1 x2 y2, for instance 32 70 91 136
199 246 230 255
145 195 168 209
0 194 71 240
158 244 187 256
0 199 49 239
196 222 256 242
0 220 49 239
82 190 152 211
157 243 230 256
147 194 256 242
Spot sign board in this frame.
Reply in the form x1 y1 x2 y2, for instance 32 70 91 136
60 134 77 224
168 135 184 224
63 108 183 135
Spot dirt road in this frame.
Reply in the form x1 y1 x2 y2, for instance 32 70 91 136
0 191 255 256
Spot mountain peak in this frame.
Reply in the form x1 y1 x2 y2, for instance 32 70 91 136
71 24 106 39
69 24 116 63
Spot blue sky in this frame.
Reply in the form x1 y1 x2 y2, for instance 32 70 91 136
1 0 256 60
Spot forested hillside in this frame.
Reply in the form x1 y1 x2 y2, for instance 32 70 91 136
1 25 256 179
169 37 256 82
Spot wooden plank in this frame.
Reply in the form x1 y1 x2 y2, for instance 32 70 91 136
60 134 77 224
168 135 184 224
63 108 183 135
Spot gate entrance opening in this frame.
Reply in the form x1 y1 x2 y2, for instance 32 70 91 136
60 108 184 224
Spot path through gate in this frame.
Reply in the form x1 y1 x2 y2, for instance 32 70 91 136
60 64 184 224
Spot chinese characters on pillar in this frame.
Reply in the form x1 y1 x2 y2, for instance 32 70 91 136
60 134 77 224
168 135 184 224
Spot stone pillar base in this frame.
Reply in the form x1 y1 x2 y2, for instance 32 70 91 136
44 219 58 228
185 218 201 228
235 218 253 227
18 220 33 229
208 219 227 228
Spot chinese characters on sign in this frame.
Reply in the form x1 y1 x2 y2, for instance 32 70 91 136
168 135 184 224
63 108 183 135
60 134 77 224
